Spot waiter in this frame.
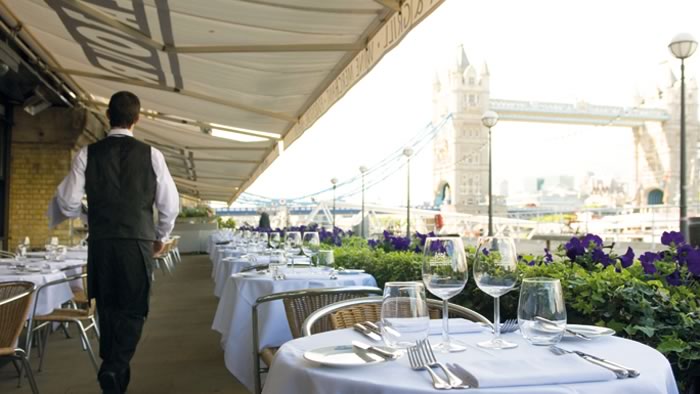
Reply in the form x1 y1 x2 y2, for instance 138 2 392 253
50 91 178 393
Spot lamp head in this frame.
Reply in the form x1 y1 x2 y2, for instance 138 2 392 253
359 165 368 174
330 177 338 185
669 33 698 60
402 147 414 157
481 111 499 128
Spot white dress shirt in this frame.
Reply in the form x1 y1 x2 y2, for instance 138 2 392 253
49 128 179 242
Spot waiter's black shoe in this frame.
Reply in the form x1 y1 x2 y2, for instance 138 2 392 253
98 371 121 394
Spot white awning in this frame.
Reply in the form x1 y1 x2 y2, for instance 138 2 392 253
0 0 444 203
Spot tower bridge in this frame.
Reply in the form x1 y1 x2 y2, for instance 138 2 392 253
432 44 699 214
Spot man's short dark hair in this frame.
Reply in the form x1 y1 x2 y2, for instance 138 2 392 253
108 91 140 128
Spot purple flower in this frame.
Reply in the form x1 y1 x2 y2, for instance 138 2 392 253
639 252 659 274
482 248 490 256
592 248 613 267
666 270 681 286
661 231 685 246
581 234 603 250
527 259 536 266
565 237 585 261
367 239 379 248
544 248 553 264
517 254 523 261
686 249 700 276
619 247 635 268
676 244 694 265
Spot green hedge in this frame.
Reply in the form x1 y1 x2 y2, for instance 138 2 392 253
331 239 700 393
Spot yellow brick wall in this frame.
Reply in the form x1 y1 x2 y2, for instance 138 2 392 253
8 142 73 250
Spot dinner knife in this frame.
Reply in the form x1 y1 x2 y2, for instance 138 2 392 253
353 323 381 341
570 350 640 378
363 321 382 335
351 341 400 360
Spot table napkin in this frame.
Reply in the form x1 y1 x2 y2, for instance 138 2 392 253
449 354 617 388
428 318 485 335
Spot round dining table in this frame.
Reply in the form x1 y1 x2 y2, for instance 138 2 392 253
211 269 378 392
263 325 679 394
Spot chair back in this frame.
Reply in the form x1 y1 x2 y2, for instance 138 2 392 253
302 297 491 336
0 281 35 349
0 250 16 258
281 287 383 338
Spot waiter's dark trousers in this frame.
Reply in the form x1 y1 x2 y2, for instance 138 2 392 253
88 239 152 390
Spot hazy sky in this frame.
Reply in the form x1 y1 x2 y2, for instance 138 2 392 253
241 0 700 208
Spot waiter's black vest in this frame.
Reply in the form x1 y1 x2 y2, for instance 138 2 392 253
85 136 157 241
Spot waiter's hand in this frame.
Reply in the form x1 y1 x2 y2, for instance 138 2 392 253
153 240 165 256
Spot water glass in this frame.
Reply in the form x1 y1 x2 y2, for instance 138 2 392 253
269 232 281 249
380 281 430 349
317 249 334 268
284 231 302 271
518 277 567 345
269 250 287 280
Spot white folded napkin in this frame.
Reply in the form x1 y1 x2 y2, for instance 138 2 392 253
428 318 485 335
449 354 617 388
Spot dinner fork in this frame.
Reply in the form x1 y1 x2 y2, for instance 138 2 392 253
417 339 470 389
407 343 451 390
499 319 518 334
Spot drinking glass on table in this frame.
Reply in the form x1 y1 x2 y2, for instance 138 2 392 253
302 232 320 267
258 232 269 250
422 237 469 352
380 282 430 349
474 236 519 349
518 277 567 345
269 250 287 280
284 231 302 272
269 232 281 249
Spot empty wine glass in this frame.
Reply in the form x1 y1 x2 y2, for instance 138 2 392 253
302 232 320 266
269 232 281 249
474 236 519 349
284 231 302 272
422 237 469 352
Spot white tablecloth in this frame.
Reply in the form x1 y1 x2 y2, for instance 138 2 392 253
0 268 73 316
212 271 378 392
207 231 234 255
211 246 246 280
263 328 679 394
213 255 311 297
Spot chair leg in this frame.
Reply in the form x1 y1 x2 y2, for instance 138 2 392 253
11 359 22 388
38 325 50 372
61 322 72 339
16 350 40 394
76 320 99 373
91 316 100 338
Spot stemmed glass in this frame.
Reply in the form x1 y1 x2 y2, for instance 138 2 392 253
302 232 320 267
269 232 281 249
474 236 519 349
422 236 469 352
284 231 302 272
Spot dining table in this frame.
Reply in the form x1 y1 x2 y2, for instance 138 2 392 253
261 322 678 394
211 268 378 392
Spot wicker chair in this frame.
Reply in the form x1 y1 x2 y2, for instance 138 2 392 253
0 250 17 259
301 296 491 337
252 286 382 394
0 281 39 393
26 273 100 373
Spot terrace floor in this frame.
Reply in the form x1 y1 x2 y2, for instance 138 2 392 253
0 254 248 394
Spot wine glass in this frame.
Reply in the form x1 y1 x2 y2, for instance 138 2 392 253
258 232 269 250
269 232 281 249
474 236 519 349
284 231 302 271
302 232 320 267
422 237 469 352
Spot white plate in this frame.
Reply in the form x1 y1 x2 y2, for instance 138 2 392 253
565 324 615 338
304 345 393 367
337 269 365 275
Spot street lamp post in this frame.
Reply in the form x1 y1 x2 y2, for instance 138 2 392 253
669 33 698 239
481 111 499 236
403 147 414 237
330 177 338 230
359 166 368 238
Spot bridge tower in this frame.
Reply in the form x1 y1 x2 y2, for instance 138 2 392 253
432 45 492 214
635 70 700 207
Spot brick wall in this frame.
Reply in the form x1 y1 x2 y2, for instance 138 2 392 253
6 107 101 250
7 142 73 250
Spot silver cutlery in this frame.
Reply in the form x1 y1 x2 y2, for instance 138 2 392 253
549 345 630 379
353 323 381 341
407 343 451 390
351 340 400 360
417 339 470 389
535 316 591 340
363 321 382 335
552 345 640 378
499 319 518 334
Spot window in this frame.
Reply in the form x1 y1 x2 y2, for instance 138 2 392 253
469 95 476 105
